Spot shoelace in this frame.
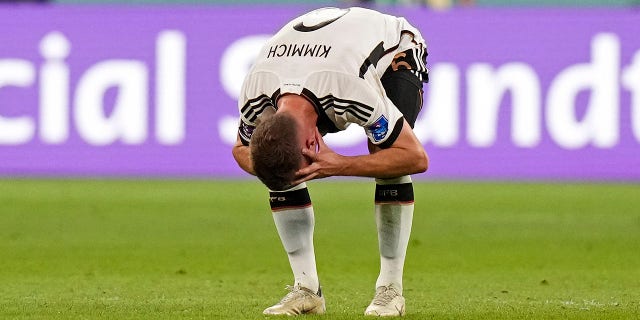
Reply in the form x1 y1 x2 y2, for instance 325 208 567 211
279 285 309 304
372 286 399 305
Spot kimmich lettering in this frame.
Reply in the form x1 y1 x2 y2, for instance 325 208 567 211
267 43 331 59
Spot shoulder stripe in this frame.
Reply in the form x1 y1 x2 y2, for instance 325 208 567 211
333 109 369 122
247 104 272 122
241 95 274 122
330 103 371 119
241 94 271 113
318 95 374 112
315 94 374 123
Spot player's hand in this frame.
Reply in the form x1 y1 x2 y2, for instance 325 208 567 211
293 128 346 185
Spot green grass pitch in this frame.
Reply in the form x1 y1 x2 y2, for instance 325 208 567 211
0 179 638 319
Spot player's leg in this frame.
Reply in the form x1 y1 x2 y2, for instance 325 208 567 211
365 49 426 317
364 175 413 317
263 183 325 315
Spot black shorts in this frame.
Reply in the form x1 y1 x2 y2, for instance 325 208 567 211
381 48 429 128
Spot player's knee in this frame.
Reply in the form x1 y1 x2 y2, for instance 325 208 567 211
375 178 414 204
417 151 429 173
269 186 311 212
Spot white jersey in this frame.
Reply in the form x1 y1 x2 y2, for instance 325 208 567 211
238 7 428 148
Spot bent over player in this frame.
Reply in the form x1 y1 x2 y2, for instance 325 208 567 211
232 7 429 317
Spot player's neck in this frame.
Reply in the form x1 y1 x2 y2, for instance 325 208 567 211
277 94 318 130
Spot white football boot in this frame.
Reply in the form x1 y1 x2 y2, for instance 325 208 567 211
364 284 405 317
263 285 325 316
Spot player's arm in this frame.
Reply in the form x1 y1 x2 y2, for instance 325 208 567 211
294 119 428 183
232 135 256 176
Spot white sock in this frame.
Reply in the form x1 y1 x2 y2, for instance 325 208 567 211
374 176 414 295
270 183 320 293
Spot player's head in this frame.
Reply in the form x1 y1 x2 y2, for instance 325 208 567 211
250 112 305 191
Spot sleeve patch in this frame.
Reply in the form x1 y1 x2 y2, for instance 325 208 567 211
367 115 389 143
239 121 256 145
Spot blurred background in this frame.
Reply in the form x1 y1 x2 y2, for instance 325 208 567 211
7 0 640 6
0 0 639 181
1 2 639 319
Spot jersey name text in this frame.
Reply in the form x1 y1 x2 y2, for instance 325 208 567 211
266 43 331 59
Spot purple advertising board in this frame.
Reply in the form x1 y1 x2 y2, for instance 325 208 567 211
0 5 638 180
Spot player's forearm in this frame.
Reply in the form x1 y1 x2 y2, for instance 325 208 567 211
295 121 428 183
339 147 428 178
232 144 256 175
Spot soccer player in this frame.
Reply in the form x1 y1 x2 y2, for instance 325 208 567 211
232 7 429 317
